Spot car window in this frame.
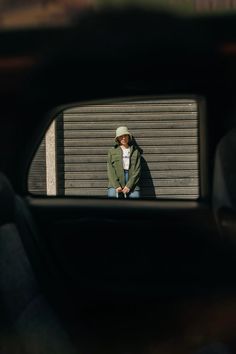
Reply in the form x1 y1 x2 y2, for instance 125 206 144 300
28 97 203 199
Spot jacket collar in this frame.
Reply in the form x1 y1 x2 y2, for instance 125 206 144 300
114 143 134 153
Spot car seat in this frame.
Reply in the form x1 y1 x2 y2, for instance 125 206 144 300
0 172 77 354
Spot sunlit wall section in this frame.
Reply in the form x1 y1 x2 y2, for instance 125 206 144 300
61 98 199 199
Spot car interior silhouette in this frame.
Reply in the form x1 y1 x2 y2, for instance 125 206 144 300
1 2 236 354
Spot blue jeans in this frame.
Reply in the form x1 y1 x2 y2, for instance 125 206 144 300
108 170 140 199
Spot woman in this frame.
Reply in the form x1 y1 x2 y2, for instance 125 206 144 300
107 126 141 198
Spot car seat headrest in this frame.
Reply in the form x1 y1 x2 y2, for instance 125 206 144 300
213 128 236 211
0 173 15 226
213 128 236 238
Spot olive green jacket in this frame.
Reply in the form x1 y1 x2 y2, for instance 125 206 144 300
107 144 141 190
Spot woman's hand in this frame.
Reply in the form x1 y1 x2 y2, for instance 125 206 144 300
116 187 122 193
122 186 130 194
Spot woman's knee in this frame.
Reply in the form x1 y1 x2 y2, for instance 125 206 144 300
129 187 140 199
107 187 116 198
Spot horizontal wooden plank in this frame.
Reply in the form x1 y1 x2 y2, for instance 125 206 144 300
62 121 198 131
65 101 198 114
157 195 199 199
135 99 197 104
142 178 199 187
62 170 199 179
64 186 199 196
62 154 198 163
64 178 198 188
59 138 198 147
156 187 199 195
59 146 199 154
63 192 198 199
144 154 199 163
63 113 198 122
62 162 198 171
29 165 46 170
62 130 198 140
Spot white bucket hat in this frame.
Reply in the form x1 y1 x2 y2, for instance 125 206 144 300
115 126 132 141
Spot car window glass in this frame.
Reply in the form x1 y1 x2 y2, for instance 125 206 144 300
28 97 201 199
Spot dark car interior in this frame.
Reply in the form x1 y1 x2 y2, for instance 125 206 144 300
1 2 236 354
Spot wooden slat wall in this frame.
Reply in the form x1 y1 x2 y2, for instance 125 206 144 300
60 99 200 199
28 137 47 195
